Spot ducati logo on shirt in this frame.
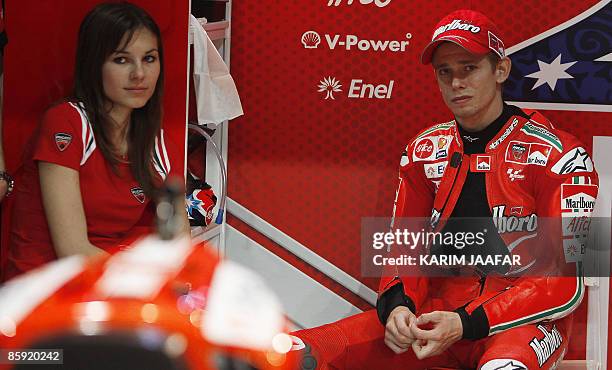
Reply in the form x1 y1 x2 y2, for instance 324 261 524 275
54 133 72 152
511 143 527 160
131 187 146 204
505 141 551 166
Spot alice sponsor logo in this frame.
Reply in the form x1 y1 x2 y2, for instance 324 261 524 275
432 19 481 40
327 0 392 8
565 216 591 234
529 325 563 367
492 205 537 233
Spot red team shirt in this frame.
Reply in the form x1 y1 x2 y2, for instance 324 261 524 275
8 102 171 277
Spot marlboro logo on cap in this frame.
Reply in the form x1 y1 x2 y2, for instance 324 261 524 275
421 9 505 64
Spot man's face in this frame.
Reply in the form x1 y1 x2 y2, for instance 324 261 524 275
431 42 504 131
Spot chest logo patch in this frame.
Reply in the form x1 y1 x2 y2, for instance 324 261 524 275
505 141 552 166
131 187 146 204
471 154 493 172
54 133 72 152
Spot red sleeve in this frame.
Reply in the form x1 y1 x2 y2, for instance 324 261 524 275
377 143 434 321
33 103 86 171
457 136 598 339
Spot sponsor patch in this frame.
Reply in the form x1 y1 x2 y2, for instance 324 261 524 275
527 143 552 166
510 142 527 162
424 161 447 179
480 359 527 370
489 118 518 150
437 136 448 149
505 140 551 166
463 135 479 143
471 154 493 172
520 122 563 152
432 19 481 40
131 187 146 204
529 325 563 367
414 138 434 160
563 237 586 263
399 150 409 167
492 205 537 233
551 147 594 175
432 180 441 192
561 182 596 262
430 208 441 229
412 135 453 162
435 149 447 159
54 133 72 152
507 168 525 182
488 30 505 57
560 183 597 214
413 122 454 141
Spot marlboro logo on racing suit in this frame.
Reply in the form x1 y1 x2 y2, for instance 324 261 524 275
529 325 563 367
492 205 537 233
431 19 481 40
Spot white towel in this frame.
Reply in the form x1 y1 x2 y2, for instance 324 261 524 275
190 15 244 126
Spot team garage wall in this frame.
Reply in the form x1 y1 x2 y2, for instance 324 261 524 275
228 0 612 362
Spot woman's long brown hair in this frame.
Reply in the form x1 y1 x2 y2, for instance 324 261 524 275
73 2 164 198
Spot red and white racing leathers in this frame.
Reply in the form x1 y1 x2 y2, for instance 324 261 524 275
292 106 598 370
376 107 598 368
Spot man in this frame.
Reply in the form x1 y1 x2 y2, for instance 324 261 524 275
293 9 598 370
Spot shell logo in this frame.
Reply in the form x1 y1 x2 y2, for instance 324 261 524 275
437 137 447 149
302 31 321 49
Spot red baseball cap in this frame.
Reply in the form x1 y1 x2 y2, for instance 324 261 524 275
421 9 505 64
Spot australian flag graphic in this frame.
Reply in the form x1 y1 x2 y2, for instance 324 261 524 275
503 1 611 111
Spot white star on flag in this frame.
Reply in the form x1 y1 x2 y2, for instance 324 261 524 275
525 54 577 91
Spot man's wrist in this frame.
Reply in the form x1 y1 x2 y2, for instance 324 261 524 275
376 282 416 325
454 306 489 340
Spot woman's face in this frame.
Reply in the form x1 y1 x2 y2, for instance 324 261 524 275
102 27 160 119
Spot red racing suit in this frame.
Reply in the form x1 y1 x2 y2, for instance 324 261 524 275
378 108 599 341
291 107 599 369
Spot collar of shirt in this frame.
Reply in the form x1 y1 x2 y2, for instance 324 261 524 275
457 104 526 154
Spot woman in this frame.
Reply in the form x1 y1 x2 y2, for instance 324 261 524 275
7 2 184 278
